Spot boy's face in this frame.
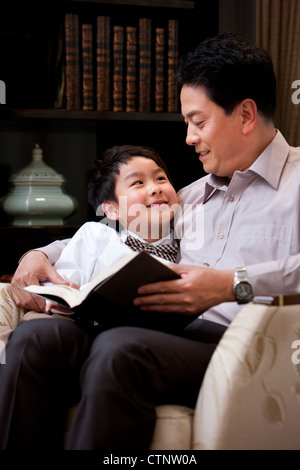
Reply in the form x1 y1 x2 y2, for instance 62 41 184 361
103 156 178 242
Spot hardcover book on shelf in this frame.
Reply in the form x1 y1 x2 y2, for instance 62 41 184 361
138 18 152 112
96 16 111 111
73 15 81 110
81 23 94 111
47 21 65 109
155 27 165 112
126 26 137 112
21 251 193 332
64 13 80 110
64 13 74 110
113 25 124 112
167 19 179 113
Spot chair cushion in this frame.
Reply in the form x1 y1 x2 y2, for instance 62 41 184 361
150 405 194 450
64 404 194 450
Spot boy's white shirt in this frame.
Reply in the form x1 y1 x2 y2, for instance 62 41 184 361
49 221 175 290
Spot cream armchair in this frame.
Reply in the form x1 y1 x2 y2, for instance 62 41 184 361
2 288 300 450
150 296 300 450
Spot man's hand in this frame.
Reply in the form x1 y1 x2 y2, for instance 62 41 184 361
11 250 70 312
133 264 235 314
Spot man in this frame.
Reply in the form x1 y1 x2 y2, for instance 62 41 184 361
1 32 300 450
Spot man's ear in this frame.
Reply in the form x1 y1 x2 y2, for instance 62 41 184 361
102 201 119 220
240 99 257 135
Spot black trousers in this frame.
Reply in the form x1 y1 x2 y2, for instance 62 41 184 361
0 316 226 450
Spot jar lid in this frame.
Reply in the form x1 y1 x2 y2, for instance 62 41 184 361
9 144 66 186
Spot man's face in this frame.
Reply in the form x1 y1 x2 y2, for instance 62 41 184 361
181 85 247 178
112 157 178 241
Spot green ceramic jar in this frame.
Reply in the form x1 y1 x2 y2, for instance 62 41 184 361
1 144 78 226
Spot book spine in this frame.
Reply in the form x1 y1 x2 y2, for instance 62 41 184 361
96 16 111 111
81 23 94 111
155 27 165 113
126 26 137 112
167 19 179 113
48 20 64 109
73 14 81 110
64 13 75 110
138 18 151 112
113 25 124 112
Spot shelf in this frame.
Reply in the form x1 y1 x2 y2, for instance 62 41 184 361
61 0 195 9
0 108 184 122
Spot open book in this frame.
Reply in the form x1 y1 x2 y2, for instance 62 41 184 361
21 251 192 332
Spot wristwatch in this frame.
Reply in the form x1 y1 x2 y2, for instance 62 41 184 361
233 267 253 304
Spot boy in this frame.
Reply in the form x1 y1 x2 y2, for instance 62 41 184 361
0 144 179 336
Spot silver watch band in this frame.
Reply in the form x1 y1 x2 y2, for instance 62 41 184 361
234 267 248 283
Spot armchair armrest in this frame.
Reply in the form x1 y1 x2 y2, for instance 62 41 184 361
193 298 300 450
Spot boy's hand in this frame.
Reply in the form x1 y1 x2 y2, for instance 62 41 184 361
11 250 70 312
133 264 235 314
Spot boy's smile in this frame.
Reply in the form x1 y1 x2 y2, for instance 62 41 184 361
104 156 178 242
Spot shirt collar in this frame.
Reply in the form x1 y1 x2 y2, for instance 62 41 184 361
203 175 229 203
249 130 290 189
203 130 290 202
120 228 174 246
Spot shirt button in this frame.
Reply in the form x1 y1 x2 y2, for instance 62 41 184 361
228 195 235 202
218 232 224 239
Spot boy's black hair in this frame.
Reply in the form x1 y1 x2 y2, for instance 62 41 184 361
88 144 172 212
175 31 277 122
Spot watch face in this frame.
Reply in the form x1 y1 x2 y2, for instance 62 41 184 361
235 282 253 301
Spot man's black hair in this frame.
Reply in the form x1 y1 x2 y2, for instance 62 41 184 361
175 31 277 121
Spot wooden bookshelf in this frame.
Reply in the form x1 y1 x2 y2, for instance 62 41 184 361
1 0 216 117
0 0 218 229
0 108 183 121
62 0 196 8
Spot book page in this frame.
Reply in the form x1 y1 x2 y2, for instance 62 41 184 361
22 251 139 308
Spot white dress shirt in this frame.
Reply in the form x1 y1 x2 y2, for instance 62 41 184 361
175 131 300 325
46 224 175 290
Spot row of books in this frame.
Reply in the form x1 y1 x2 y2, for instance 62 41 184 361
64 14 179 113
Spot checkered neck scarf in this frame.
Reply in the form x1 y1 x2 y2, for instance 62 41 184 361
125 234 178 263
